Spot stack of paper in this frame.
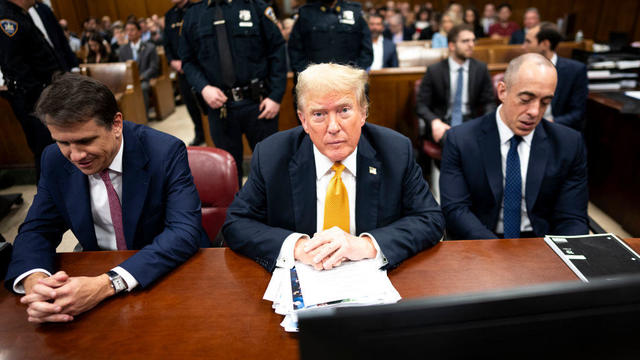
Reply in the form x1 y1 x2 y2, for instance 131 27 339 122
263 259 401 332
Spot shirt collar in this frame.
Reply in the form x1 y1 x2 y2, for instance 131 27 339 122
550 52 558 66
106 137 124 174
495 104 535 146
313 144 358 180
448 57 470 72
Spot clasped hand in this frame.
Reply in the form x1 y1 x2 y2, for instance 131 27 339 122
20 271 114 323
294 227 377 270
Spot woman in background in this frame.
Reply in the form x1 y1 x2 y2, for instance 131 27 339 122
431 12 454 48
85 33 116 64
464 7 485 39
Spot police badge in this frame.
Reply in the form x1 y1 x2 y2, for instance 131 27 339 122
0 19 18 37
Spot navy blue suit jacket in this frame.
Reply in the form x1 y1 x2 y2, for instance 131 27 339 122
381 37 399 68
509 29 525 44
5 121 207 290
222 124 444 271
552 56 588 131
33 2 78 71
440 112 589 240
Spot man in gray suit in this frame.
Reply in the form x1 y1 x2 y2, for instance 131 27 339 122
118 20 159 117
416 24 495 145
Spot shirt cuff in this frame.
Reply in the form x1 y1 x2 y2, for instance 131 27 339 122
276 232 309 269
360 232 388 269
13 268 52 294
112 266 139 292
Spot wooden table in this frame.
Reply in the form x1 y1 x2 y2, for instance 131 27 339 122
2 238 638 359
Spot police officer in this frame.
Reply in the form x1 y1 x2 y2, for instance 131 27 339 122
179 0 287 185
288 0 373 74
164 0 205 146
0 0 65 179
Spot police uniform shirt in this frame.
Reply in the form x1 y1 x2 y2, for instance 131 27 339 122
288 0 373 73
0 0 64 94
163 1 192 63
179 0 287 103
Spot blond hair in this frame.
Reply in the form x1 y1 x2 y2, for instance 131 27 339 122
296 63 369 115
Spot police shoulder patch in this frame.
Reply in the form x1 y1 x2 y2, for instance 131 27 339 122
264 6 277 24
0 19 18 37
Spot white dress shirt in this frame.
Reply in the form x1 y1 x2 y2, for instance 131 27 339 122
370 35 384 70
13 139 138 293
495 105 534 234
275 146 387 269
543 53 558 121
130 40 142 61
448 57 470 119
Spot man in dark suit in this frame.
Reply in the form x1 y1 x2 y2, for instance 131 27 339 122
508 7 540 45
416 24 495 144
5 74 206 323
368 13 398 69
118 20 159 116
523 22 588 131
223 63 444 272
440 54 588 240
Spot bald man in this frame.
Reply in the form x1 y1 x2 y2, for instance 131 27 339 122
440 53 588 240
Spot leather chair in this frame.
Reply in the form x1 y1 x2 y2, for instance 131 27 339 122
413 79 443 161
187 147 238 246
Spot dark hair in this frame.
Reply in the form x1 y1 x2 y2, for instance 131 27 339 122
497 3 512 11
464 7 480 27
36 73 118 128
536 22 563 51
447 24 474 43
87 33 109 58
125 20 141 31
368 13 384 22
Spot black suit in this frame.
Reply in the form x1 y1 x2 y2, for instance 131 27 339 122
440 112 589 240
552 56 588 131
416 58 496 142
118 41 159 113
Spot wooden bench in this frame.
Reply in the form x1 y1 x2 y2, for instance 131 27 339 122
80 60 147 125
0 94 34 168
150 50 176 120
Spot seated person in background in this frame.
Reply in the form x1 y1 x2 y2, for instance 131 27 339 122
85 33 116 64
414 8 434 40
383 13 412 43
488 3 519 39
417 24 495 144
509 7 540 44
522 22 588 131
480 3 496 35
223 63 444 272
463 7 484 39
440 54 588 240
118 20 159 116
5 74 207 323
368 13 399 69
431 11 456 48
110 23 127 56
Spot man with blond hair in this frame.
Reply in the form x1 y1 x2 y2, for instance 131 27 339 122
223 63 444 272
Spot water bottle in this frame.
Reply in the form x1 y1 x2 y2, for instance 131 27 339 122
576 30 584 43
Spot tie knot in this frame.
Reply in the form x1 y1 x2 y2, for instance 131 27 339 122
99 169 110 179
331 163 345 175
458 66 464 73
510 135 522 147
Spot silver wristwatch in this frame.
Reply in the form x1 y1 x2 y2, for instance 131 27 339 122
107 270 128 294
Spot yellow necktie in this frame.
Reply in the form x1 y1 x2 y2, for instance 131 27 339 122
323 163 350 233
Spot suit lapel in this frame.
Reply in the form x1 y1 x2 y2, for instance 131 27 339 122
442 60 451 106
121 122 150 249
355 132 381 234
61 161 99 250
468 60 477 107
525 123 549 213
288 136 317 236
479 113 503 206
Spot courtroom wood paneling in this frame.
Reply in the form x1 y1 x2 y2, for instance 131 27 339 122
0 95 34 168
85 1 119 25
113 0 149 21
594 0 639 44
144 0 174 18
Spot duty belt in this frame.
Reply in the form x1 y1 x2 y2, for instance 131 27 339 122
223 79 266 102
